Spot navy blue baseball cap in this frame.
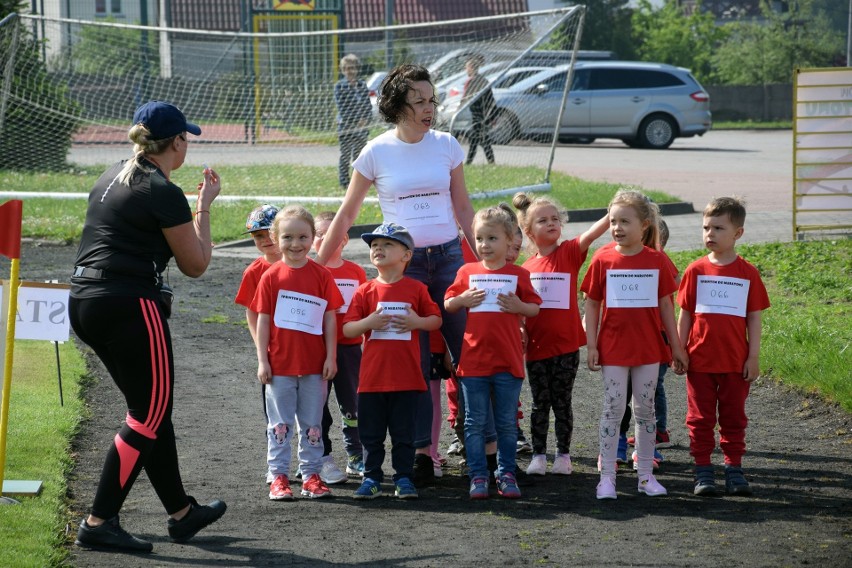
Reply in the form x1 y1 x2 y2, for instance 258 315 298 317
132 101 201 141
361 222 415 250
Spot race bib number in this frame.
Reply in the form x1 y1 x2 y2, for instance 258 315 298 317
469 274 518 313
334 278 359 314
273 290 328 335
605 269 659 308
370 302 412 341
396 191 449 227
695 275 750 317
530 272 570 310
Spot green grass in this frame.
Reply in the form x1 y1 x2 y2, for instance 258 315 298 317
0 341 88 568
667 239 852 412
713 120 791 130
1 164 675 243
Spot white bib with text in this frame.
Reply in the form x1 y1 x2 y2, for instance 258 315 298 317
273 290 328 335
334 278 359 314
530 272 571 310
695 275 749 317
605 269 659 308
469 274 518 313
396 191 449 227
370 301 412 341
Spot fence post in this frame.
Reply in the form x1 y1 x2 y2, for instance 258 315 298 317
0 14 21 141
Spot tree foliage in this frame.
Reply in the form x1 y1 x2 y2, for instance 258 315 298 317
0 0 79 170
712 0 844 84
545 0 637 60
632 0 728 83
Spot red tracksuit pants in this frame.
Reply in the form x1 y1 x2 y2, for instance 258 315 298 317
686 371 751 467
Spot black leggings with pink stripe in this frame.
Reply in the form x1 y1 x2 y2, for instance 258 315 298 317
70 295 189 519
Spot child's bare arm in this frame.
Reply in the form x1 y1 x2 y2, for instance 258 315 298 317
496 292 540 317
743 310 763 382
392 307 442 333
322 310 338 381
445 288 486 313
660 299 688 374
256 313 272 384
677 308 692 356
343 307 393 338
584 297 601 371
246 309 259 347
578 214 610 253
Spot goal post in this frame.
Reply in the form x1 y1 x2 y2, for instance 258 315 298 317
3 7 585 200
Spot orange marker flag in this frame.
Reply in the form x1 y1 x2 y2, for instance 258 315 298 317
0 200 23 260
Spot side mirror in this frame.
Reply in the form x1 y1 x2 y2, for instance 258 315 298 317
534 83 549 95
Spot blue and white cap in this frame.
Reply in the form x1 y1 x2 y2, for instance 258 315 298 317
243 204 279 234
361 222 415 250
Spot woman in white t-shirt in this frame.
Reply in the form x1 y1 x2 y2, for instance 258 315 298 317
317 64 476 485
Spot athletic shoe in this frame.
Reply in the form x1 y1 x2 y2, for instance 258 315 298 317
469 476 490 500
596 477 617 500
655 429 673 448
638 474 667 496
320 456 348 485
724 466 753 496
394 477 419 499
433 466 444 478
74 515 153 553
631 450 663 471
301 473 332 498
627 434 636 446
516 433 533 454
526 454 547 475
346 454 365 477
269 474 294 501
497 472 522 499
551 453 573 475
447 438 463 455
617 434 628 464
353 477 382 500
167 496 228 543
413 453 435 486
265 470 274 484
694 465 717 496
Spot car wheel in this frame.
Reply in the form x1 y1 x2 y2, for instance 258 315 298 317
488 110 520 145
638 114 677 149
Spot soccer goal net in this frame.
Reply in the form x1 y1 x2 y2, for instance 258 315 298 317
1 7 584 201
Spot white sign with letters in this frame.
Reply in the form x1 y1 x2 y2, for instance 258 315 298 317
370 302 412 341
469 274 518 313
530 272 570 310
0 280 71 341
396 191 449 227
273 290 328 335
334 278 359 314
605 269 659 308
695 275 749 317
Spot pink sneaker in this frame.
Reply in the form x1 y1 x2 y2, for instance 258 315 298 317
638 474 667 496
596 477 617 500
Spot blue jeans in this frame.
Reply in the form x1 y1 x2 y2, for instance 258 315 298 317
404 237 467 448
461 373 522 480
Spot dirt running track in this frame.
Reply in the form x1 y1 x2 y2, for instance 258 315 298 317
2 240 845 567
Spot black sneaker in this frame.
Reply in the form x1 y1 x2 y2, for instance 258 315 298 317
74 515 153 553
412 453 435 486
167 496 227 543
694 465 717 496
724 466 752 496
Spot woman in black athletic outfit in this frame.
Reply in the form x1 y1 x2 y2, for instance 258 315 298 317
70 101 226 553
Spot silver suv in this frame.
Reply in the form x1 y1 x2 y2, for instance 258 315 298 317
438 61 711 149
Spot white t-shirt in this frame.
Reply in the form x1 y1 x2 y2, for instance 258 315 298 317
353 129 465 247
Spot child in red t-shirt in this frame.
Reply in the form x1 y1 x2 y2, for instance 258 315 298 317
343 223 442 500
581 189 687 500
234 204 281 486
314 211 367 483
513 192 608 476
677 197 769 497
445 206 542 500
252 206 344 501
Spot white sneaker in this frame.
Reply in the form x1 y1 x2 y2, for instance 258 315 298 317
320 456 348 485
552 453 573 475
433 467 444 478
526 454 547 475
638 474 667 496
596 477 617 500
265 470 274 484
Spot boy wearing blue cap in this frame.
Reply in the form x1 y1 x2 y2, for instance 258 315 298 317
234 204 283 489
342 223 442 499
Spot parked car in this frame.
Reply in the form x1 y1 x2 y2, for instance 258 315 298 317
366 71 388 120
427 48 616 83
437 61 712 149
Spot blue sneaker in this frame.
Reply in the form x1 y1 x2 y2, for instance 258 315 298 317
394 477 418 499
353 478 382 500
346 455 365 477
616 434 628 464
469 477 489 500
497 472 521 499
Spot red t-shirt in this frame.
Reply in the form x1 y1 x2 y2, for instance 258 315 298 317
326 259 367 345
678 255 770 373
429 329 447 354
522 238 588 361
343 277 441 393
251 259 344 376
445 262 542 378
580 246 677 366
234 256 274 308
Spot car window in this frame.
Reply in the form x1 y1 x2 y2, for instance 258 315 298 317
492 70 545 89
589 69 686 90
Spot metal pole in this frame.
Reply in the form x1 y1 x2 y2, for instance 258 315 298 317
385 0 393 69
847 0 851 66
0 19 20 141
54 342 63 407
